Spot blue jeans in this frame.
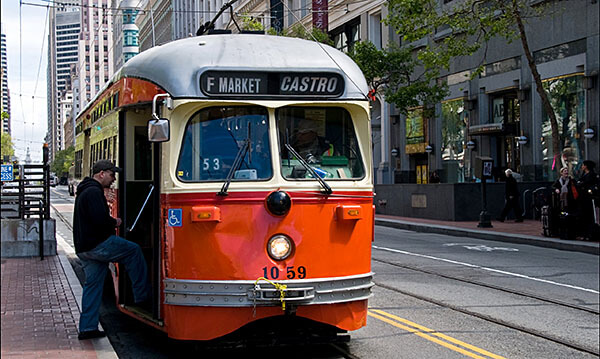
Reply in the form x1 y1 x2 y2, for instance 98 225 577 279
77 235 150 332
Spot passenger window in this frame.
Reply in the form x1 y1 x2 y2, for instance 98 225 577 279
277 107 364 180
176 106 272 182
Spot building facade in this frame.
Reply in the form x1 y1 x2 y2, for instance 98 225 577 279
47 3 80 159
388 0 599 186
75 0 114 109
136 0 229 51
112 0 140 70
1 30 10 134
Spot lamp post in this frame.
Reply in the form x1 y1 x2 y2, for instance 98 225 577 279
425 145 433 183
477 157 493 228
583 126 595 159
467 140 475 181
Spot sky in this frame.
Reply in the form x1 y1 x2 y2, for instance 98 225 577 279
2 0 50 163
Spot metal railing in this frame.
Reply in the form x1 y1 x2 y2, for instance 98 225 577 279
1 145 50 259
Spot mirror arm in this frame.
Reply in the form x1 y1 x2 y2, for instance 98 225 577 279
152 93 171 121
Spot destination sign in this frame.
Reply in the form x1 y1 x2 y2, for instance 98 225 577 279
200 71 344 97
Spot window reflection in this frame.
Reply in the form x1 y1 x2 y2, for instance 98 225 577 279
177 107 271 182
441 100 467 183
541 75 586 181
277 107 364 180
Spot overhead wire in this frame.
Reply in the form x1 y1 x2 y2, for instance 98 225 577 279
280 0 368 100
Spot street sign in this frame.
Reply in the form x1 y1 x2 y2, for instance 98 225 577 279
1 164 14 181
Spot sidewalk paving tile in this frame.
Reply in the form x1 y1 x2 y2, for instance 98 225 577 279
1 256 98 358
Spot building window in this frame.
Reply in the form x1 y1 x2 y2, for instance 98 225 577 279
441 100 467 183
540 74 586 181
331 19 361 53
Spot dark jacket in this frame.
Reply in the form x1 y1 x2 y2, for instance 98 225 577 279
577 170 599 201
505 175 519 199
73 177 117 253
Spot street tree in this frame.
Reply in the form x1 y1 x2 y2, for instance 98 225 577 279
350 41 447 115
384 0 564 173
1 115 16 161
51 146 75 177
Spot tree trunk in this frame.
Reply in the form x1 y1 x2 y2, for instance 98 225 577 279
512 1 561 175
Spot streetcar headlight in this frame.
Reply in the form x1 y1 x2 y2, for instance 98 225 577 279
267 235 293 261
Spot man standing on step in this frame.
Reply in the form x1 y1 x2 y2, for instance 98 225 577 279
73 160 150 340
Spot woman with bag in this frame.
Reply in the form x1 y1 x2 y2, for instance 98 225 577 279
553 167 578 214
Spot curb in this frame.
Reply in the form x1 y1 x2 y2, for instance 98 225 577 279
375 217 600 255
56 234 119 359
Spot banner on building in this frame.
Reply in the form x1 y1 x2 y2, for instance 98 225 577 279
312 0 328 31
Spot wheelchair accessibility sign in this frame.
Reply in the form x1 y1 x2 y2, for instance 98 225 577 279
168 209 182 227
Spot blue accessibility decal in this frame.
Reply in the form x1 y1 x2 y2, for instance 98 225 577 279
168 209 182 227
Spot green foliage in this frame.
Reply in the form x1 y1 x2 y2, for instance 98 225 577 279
270 25 334 46
350 41 447 114
1 130 15 160
240 15 265 31
51 146 75 176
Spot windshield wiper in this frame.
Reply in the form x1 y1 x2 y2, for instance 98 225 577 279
217 124 251 196
285 144 332 195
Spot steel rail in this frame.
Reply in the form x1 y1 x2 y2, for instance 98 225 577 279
373 259 599 356
373 258 599 315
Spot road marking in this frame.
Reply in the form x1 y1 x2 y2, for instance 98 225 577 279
368 309 505 359
373 245 599 294
444 243 519 252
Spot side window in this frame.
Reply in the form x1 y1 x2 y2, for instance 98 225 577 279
277 107 365 180
176 107 271 182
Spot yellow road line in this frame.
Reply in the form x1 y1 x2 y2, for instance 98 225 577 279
368 309 506 359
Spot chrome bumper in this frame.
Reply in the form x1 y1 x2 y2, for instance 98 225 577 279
163 273 374 307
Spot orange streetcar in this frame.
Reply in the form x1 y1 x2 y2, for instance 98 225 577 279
73 33 374 343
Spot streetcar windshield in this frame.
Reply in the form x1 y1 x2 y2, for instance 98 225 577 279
177 106 272 181
277 107 364 180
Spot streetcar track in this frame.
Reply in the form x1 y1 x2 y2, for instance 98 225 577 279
373 257 599 315
373 262 599 355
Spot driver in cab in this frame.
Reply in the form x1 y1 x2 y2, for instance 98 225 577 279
292 121 336 163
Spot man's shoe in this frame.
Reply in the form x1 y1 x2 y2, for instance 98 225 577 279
515 219 523 223
497 218 505 222
78 330 106 340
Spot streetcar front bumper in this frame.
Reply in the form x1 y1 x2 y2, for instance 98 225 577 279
163 273 373 307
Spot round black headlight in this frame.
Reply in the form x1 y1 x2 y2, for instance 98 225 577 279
265 191 291 216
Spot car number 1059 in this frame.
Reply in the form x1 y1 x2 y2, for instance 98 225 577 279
262 266 306 280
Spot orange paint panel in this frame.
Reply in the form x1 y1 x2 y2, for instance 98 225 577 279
158 191 373 340
162 192 373 280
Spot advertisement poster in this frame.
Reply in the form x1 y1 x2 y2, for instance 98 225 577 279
405 109 426 154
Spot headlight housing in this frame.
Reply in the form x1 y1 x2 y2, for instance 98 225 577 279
267 235 293 261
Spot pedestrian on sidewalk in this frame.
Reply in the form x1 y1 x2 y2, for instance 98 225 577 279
499 169 523 223
576 160 599 240
73 160 150 340
553 166 578 214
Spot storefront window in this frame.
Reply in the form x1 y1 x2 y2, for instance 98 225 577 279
441 100 467 183
540 74 586 181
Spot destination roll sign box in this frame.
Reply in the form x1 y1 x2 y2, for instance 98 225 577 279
200 71 344 98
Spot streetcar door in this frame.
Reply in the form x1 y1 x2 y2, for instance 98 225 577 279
118 107 159 319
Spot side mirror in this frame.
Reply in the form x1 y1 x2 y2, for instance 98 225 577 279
148 118 170 142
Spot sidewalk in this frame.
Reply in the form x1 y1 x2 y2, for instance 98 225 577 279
1 235 118 358
375 215 599 255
